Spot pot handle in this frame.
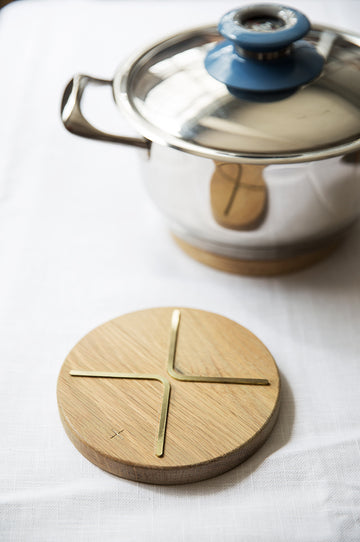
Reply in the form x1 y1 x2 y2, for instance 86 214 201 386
61 74 150 149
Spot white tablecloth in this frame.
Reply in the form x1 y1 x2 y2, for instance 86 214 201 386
1 1 360 540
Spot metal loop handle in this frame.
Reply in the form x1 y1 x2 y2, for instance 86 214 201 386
61 74 149 149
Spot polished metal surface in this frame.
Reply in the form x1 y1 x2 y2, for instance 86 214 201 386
235 45 292 60
60 20 360 266
61 74 149 149
237 5 297 32
141 143 360 259
114 24 360 164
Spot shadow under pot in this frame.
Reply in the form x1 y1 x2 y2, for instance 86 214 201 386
61 3 360 276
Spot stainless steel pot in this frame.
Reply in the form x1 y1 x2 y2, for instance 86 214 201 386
61 4 360 275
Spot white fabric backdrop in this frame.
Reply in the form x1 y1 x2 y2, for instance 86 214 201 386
0 1 360 540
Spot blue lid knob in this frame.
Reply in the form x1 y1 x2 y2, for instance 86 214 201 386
219 4 310 52
205 4 324 100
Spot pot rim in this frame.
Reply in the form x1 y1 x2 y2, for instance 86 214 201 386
113 23 360 165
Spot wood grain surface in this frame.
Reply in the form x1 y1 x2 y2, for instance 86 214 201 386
0 0 16 8
57 308 280 484
173 235 340 276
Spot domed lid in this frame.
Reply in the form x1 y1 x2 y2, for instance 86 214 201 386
114 4 360 163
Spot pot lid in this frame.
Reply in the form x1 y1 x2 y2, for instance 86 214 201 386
114 4 360 163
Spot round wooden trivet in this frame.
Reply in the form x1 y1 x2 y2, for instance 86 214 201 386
57 307 280 484
173 235 340 276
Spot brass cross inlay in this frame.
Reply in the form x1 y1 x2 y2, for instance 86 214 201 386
70 310 269 458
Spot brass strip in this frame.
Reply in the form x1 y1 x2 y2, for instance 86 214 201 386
69 309 268 459
69 370 171 457
167 310 269 385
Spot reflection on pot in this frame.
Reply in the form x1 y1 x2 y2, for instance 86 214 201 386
342 150 360 164
210 162 267 231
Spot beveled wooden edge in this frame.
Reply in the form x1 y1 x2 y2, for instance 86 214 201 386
58 380 281 485
0 0 17 8
172 235 340 276
57 307 281 484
